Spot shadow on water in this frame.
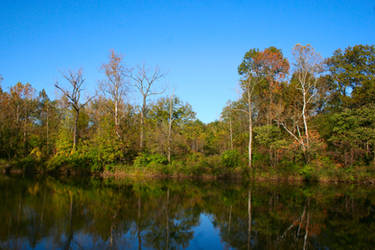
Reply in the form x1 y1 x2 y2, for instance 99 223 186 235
1 176 375 249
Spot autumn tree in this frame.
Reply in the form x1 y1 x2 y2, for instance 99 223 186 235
255 47 289 125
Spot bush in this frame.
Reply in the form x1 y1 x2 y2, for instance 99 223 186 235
134 153 168 168
46 152 100 174
299 165 319 182
221 150 240 168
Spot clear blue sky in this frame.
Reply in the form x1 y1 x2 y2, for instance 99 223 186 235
1 0 374 123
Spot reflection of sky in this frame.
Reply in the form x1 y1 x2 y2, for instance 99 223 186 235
6 213 226 249
188 213 224 250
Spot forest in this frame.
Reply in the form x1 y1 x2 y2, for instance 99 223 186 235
1 44 375 182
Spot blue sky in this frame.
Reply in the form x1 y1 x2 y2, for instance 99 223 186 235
0 0 374 123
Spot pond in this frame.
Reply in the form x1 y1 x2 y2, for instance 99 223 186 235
1 176 375 249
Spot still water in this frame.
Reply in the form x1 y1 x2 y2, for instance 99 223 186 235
1 176 375 249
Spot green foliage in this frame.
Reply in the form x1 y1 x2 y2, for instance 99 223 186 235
221 150 240 168
327 44 375 108
46 151 101 174
134 153 168 168
298 165 319 182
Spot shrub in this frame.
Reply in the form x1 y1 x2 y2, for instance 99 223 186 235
134 153 168 168
221 150 240 168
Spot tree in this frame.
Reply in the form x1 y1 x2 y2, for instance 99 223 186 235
255 47 290 125
326 44 375 108
55 70 93 153
221 101 234 150
101 51 130 138
238 49 262 168
37 89 59 156
328 106 375 166
130 65 164 150
278 44 323 161
9 82 36 156
148 96 195 161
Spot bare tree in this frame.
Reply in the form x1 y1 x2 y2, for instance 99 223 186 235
130 64 165 150
101 50 130 138
55 69 93 153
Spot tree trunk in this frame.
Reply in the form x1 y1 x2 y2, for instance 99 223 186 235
140 97 146 150
72 109 79 153
229 113 233 150
114 98 120 138
248 87 253 169
302 90 309 161
167 96 173 163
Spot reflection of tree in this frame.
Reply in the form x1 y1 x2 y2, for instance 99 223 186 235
279 198 311 249
63 190 74 250
248 189 252 250
1 178 375 249
142 186 200 249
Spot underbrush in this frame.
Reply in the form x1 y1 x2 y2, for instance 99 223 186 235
104 152 246 178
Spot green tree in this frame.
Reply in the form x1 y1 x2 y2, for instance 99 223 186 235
326 45 375 108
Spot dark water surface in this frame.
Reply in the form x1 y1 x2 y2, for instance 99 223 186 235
1 176 375 249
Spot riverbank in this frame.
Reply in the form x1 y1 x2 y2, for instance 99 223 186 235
2 157 375 184
100 165 375 184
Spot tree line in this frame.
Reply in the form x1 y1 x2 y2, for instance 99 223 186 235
0 44 375 173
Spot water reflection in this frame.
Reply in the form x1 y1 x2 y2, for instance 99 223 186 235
1 176 375 249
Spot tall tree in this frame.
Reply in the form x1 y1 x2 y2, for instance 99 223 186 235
9 82 36 156
101 51 130 138
256 47 290 125
130 65 164 150
238 49 262 168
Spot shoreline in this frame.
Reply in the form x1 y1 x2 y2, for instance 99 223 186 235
2 160 375 185
99 169 375 185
